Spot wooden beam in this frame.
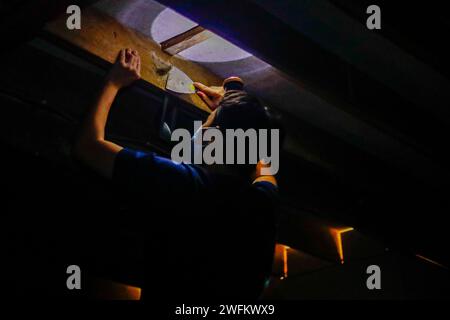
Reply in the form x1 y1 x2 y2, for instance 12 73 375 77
160 25 213 55
44 7 222 113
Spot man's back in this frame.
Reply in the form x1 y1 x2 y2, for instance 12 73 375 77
72 50 281 300
113 148 278 300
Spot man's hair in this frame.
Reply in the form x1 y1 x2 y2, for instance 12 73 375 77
211 90 284 175
213 90 273 131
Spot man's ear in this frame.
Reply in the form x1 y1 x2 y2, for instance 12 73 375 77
254 160 277 186
255 160 275 177
253 175 278 186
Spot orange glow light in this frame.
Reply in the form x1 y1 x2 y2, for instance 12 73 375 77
415 254 448 269
93 278 142 300
283 245 289 278
330 227 354 264
124 285 142 300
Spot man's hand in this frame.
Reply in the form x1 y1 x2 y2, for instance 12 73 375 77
193 82 224 111
202 109 218 128
194 76 244 111
106 48 141 89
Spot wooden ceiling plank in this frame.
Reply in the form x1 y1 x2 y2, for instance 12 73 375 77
44 6 222 113
160 25 213 55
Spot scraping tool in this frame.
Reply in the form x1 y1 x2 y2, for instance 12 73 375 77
165 66 196 94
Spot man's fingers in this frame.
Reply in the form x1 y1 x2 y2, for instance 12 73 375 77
130 55 137 68
125 48 133 63
136 57 141 75
197 91 215 110
134 56 141 78
119 49 126 65
193 82 221 97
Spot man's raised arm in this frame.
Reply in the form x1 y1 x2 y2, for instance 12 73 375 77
74 48 141 179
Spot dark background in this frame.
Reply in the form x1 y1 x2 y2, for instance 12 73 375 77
1 0 450 299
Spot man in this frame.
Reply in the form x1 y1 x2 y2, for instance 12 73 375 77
74 48 280 300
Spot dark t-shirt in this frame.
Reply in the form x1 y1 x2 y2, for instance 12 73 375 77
113 148 279 300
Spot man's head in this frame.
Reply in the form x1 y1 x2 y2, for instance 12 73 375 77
202 90 283 177
212 90 272 131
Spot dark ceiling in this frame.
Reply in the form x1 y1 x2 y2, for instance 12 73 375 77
1 0 450 266
83 0 450 188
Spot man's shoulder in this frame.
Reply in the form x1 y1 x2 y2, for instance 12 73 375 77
113 148 208 192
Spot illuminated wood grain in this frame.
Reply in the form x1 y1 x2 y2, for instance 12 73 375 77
161 25 213 55
45 7 222 112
